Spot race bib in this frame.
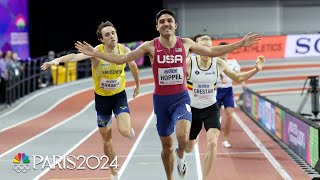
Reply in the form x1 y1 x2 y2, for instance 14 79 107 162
158 67 184 85
193 83 214 99
100 77 121 90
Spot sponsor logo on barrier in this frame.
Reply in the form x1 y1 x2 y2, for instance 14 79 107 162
288 121 306 149
285 34 320 58
213 35 286 60
283 113 309 161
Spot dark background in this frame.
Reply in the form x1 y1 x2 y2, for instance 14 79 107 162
28 1 163 58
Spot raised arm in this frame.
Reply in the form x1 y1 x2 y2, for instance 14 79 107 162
218 55 265 83
189 33 261 57
75 41 150 65
41 53 91 70
234 60 247 89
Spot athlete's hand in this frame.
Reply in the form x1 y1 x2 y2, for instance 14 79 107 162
241 32 261 47
41 59 60 70
75 41 95 56
133 87 139 98
255 55 265 71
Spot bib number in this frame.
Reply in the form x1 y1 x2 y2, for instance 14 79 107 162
158 67 184 85
193 83 214 99
100 78 120 90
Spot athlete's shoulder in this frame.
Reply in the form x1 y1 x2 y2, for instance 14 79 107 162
182 37 194 44
119 43 131 53
95 44 104 51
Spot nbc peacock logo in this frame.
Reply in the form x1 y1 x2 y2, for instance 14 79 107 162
12 152 31 173
15 15 26 30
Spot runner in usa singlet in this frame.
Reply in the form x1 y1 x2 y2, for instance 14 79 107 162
152 37 192 137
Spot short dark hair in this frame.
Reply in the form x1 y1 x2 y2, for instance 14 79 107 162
193 34 209 42
96 21 116 40
219 42 228 45
156 9 176 23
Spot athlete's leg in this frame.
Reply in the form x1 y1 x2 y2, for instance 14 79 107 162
201 103 221 179
223 107 234 142
185 107 202 153
154 90 191 178
95 93 119 178
172 91 192 177
222 87 235 147
185 138 198 153
98 118 118 177
160 135 175 180
175 119 191 158
203 128 220 180
154 93 175 180
114 90 134 139
116 112 133 138
176 119 191 176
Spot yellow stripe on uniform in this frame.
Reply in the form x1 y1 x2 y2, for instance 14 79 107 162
187 81 193 90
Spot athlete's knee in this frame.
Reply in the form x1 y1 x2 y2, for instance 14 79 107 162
176 128 189 145
177 134 189 147
99 127 112 143
226 111 234 119
101 134 112 146
207 140 217 152
185 142 194 153
119 127 131 137
162 143 174 155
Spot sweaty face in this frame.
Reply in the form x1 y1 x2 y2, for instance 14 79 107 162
100 26 118 46
156 14 177 36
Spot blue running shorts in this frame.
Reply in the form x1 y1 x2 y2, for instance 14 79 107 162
153 90 192 137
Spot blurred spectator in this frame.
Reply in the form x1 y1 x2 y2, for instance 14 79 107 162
0 49 2 84
7 52 23 80
38 50 55 88
0 50 10 103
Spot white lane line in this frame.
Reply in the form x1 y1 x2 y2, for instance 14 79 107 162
118 92 154 179
0 78 92 119
0 101 95 159
0 87 93 133
118 112 154 178
34 115 98 180
195 144 203 180
233 113 292 180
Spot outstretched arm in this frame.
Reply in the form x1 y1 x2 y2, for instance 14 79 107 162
75 41 148 65
219 55 265 83
41 53 90 70
235 70 247 89
190 33 261 57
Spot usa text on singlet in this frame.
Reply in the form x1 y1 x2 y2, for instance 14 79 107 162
152 37 187 95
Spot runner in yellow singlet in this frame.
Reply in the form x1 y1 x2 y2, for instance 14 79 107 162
41 21 139 180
